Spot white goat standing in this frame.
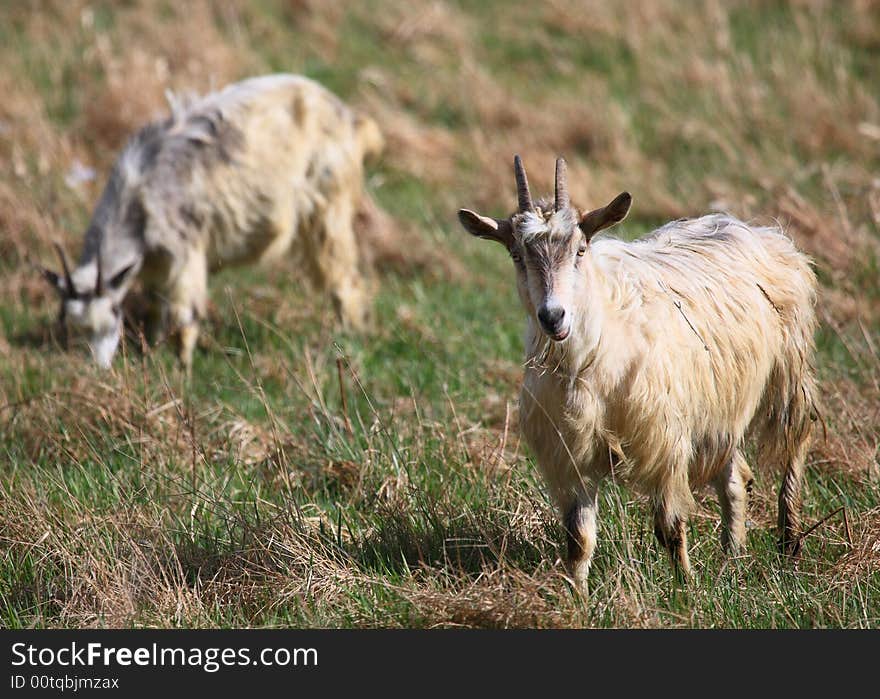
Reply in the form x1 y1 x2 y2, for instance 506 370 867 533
40 74 383 370
459 156 817 591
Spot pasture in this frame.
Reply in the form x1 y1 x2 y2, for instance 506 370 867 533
1 0 878 628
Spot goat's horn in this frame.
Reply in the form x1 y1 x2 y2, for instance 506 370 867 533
95 240 103 296
53 240 76 298
513 154 534 213
555 157 569 211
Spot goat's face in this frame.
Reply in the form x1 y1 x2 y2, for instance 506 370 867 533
509 207 582 341
63 294 123 368
458 155 630 342
39 242 137 368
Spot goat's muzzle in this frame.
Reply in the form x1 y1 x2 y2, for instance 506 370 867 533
538 304 569 341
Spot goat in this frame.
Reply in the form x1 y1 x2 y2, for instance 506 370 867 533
39 74 383 370
458 155 817 591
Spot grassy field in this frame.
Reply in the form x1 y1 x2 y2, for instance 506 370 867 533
1 0 879 628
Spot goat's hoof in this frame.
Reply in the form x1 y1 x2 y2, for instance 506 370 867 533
571 581 589 601
565 566 590 600
778 537 802 559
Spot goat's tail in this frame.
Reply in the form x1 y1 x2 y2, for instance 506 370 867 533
354 113 384 164
755 300 818 557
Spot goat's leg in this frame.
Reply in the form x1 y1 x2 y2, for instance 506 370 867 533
653 497 692 580
714 450 753 555
778 436 809 557
167 250 207 375
563 482 599 596
143 289 168 347
307 195 371 330
176 323 200 376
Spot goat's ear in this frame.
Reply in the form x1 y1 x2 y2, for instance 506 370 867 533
579 192 632 240
457 209 514 248
39 267 64 293
107 263 137 292
33 263 68 296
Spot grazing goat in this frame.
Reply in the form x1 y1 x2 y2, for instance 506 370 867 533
40 74 383 370
458 155 817 591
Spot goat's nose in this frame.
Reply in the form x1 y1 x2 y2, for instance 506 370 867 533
538 304 565 331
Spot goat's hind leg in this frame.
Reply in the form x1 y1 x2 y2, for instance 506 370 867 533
764 373 814 559
309 194 371 330
778 437 809 558
714 450 753 555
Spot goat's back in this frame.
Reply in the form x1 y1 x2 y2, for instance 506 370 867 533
586 215 817 489
107 74 376 274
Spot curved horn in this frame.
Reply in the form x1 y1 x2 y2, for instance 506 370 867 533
554 157 569 211
513 154 534 213
53 241 76 298
95 240 103 296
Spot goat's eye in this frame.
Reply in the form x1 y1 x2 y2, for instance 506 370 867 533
577 244 587 257
511 252 521 264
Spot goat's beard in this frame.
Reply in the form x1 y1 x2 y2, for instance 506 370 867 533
525 322 573 376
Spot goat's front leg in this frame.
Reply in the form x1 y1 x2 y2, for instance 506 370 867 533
176 321 200 376
167 249 207 376
142 289 169 348
653 495 692 580
714 450 754 555
563 481 599 596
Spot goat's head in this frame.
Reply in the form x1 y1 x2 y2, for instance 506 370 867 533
458 155 631 342
39 241 137 368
